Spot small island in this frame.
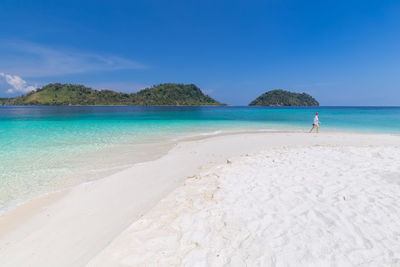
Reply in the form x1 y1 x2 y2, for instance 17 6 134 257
249 89 319 106
0 83 225 106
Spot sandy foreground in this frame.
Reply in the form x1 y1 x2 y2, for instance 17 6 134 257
0 132 400 266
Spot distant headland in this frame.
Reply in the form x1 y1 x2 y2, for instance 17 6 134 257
0 84 320 106
249 89 319 106
0 83 225 106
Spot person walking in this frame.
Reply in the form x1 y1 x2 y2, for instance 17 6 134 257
309 112 321 133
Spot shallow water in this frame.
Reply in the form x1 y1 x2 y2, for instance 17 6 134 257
1 106 399 212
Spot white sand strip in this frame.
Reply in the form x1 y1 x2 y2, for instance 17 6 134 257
88 144 400 267
0 132 399 266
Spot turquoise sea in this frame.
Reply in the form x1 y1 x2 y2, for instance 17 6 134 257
1 106 400 212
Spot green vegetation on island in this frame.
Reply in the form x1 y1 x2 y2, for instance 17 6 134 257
0 83 225 106
249 89 319 106
133 83 222 106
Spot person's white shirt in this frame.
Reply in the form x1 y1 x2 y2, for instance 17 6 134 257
314 115 319 125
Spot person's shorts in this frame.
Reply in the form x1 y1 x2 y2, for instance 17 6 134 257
312 123 319 126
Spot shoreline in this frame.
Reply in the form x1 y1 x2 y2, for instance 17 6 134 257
0 128 301 217
0 128 389 217
0 129 287 221
0 139 177 217
0 131 399 266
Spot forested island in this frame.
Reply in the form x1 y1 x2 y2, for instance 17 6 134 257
249 89 319 106
0 83 225 106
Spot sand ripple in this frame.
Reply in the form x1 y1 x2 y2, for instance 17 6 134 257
88 146 400 267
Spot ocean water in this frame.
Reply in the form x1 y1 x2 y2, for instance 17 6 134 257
1 106 400 212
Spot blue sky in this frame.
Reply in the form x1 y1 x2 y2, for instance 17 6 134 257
1 0 400 105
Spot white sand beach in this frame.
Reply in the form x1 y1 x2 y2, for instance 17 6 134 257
1 132 400 266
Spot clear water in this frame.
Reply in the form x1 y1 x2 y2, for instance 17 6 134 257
1 106 400 212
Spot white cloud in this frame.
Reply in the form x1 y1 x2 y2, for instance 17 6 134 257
0 41 147 78
0 72 37 94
